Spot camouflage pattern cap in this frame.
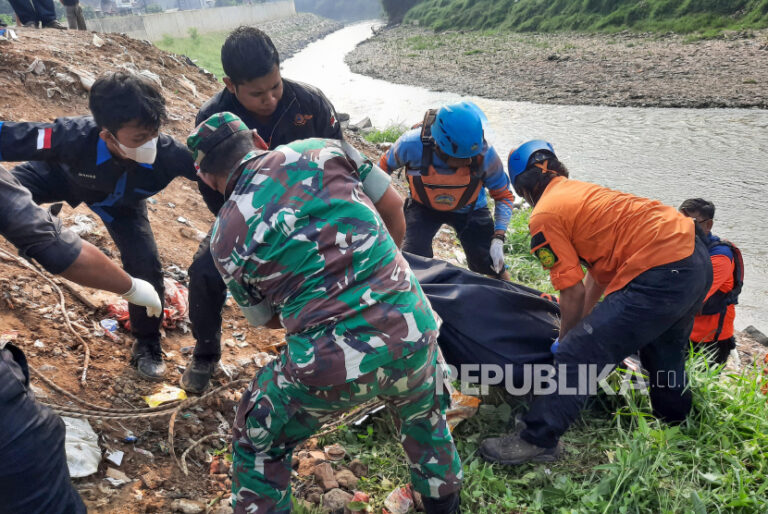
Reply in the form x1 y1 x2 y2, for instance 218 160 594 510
187 112 250 168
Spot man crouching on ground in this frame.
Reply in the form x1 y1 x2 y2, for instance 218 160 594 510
187 113 462 514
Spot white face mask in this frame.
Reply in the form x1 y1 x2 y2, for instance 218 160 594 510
115 137 158 165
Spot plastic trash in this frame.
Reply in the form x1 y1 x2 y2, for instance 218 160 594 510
383 486 413 514
445 389 482 431
106 450 124 466
143 383 187 408
107 278 189 331
63 417 101 478
69 214 97 236
100 319 119 333
105 467 131 486
134 447 154 459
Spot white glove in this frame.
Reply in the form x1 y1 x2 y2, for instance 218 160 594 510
490 238 505 274
122 277 162 318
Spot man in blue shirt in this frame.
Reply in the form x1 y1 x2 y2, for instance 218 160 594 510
0 72 199 380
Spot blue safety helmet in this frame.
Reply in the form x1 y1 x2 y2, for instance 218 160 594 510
507 140 556 184
431 102 485 159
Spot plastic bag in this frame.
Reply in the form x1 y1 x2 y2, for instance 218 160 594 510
63 417 101 478
107 278 189 331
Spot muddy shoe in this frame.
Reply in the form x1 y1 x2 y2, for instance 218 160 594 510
479 432 561 465
180 356 216 394
131 342 166 381
42 19 67 29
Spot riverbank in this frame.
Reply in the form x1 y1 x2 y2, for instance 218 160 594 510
156 13 342 79
345 26 768 108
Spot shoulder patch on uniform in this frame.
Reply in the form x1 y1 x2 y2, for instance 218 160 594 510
531 231 546 249
535 244 558 269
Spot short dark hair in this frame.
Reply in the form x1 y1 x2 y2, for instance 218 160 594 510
201 130 256 177
89 72 168 134
221 26 280 85
679 198 715 220
513 152 569 204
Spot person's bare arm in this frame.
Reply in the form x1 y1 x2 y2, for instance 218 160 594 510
582 271 606 318
374 185 406 248
558 281 586 338
59 240 132 294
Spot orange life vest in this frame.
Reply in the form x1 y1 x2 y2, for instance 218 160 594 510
408 109 483 212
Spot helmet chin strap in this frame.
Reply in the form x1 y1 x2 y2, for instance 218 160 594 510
534 160 555 174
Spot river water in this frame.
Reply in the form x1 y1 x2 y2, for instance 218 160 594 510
282 22 768 331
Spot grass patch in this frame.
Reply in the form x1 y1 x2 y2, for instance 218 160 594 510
155 30 229 80
406 34 445 50
402 0 768 35
305 206 768 511
463 48 484 55
501 208 555 293
315 351 768 511
363 125 408 144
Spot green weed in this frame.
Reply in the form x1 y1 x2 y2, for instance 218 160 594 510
363 125 408 144
155 31 229 79
402 0 768 35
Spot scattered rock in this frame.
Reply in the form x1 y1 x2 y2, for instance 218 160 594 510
305 486 324 504
209 455 230 475
348 459 368 478
335 468 358 490
313 462 339 491
170 498 205 514
140 468 163 490
297 450 327 476
324 443 346 461
209 503 234 514
322 488 353 512
92 34 105 47
743 325 768 347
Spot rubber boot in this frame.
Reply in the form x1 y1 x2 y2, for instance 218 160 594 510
423 491 461 514
131 340 166 381
179 356 216 394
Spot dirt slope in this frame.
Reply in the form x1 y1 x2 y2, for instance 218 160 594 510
0 27 366 513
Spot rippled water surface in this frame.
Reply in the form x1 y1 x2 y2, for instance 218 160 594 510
283 22 768 331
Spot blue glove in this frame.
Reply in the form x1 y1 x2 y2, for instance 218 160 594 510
550 337 560 354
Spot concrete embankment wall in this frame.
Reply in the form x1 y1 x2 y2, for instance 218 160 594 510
89 0 295 41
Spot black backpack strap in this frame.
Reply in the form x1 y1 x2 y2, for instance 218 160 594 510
711 310 728 343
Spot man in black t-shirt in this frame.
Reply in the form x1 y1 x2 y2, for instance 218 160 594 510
183 26 345 393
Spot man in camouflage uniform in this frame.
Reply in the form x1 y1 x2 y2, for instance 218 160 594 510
187 113 463 514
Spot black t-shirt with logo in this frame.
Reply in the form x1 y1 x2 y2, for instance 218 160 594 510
195 78 343 215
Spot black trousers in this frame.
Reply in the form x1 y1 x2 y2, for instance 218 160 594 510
402 200 501 277
0 345 87 514
187 229 227 361
521 237 713 448
7 0 56 24
12 161 165 347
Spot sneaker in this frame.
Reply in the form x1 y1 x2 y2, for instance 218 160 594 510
180 356 217 394
42 19 66 30
131 341 166 381
479 432 561 465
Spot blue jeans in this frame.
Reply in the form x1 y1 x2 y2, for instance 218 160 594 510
7 0 56 24
0 345 86 514
521 238 712 448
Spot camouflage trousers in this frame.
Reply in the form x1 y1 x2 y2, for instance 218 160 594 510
231 341 463 513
